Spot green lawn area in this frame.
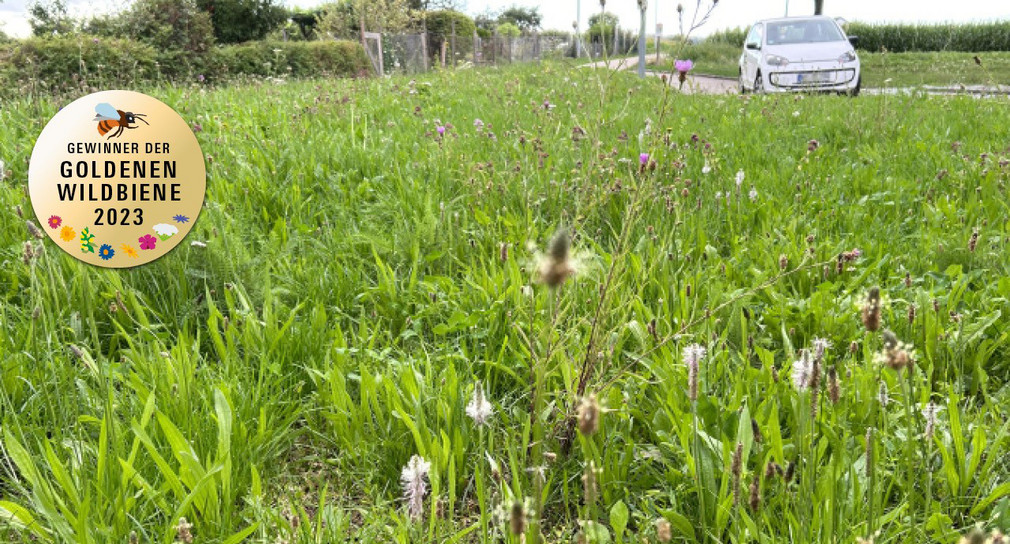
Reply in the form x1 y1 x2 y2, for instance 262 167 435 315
1 64 1009 542
650 41 1010 88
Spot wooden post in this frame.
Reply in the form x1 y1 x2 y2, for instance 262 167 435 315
441 40 447 67
421 32 428 71
473 30 479 65
450 19 456 67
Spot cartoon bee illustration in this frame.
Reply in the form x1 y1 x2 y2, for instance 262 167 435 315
93 103 149 138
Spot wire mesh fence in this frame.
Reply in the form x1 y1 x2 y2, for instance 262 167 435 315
361 32 578 76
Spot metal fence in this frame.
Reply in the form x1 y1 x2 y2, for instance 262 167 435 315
360 32 573 76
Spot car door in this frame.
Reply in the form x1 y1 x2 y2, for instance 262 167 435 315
741 24 763 88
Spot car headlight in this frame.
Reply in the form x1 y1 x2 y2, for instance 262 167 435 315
765 54 789 66
838 51 857 63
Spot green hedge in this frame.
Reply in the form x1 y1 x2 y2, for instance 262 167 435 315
705 21 1010 53
844 21 1010 53
1 37 160 96
0 36 370 97
209 40 370 78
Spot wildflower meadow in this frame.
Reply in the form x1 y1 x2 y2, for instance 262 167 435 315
1 61 1009 543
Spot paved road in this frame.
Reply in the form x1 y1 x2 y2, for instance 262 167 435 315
585 55 1010 97
582 55 739 94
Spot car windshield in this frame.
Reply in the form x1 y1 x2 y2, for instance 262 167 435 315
765 20 845 45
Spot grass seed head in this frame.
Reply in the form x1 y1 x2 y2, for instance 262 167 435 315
731 442 743 507
828 367 840 404
537 227 576 288
656 518 672 543
749 472 761 512
509 500 526 535
862 287 882 332
173 517 193 543
577 394 601 436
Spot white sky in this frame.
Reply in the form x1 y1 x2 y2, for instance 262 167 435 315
0 0 1006 38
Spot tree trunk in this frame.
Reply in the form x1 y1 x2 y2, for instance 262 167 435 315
814 0 824 15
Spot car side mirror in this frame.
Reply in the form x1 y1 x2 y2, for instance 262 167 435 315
847 35 860 47
745 42 760 50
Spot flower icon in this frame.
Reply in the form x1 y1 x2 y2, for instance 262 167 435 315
98 244 114 260
121 244 138 258
152 223 179 241
59 226 75 242
139 234 157 250
48 215 62 229
80 227 95 253
173 214 190 223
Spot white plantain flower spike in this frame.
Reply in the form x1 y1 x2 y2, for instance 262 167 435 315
466 381 493 426
401 454 431 521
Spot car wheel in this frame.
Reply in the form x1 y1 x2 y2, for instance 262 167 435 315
847 76 861 97
754 71 764 94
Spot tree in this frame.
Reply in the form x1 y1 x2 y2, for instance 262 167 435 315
316 0 413 37
124 0 214 53
588 11 618 29
196 0 287 43
814 0 824 15
495 22 520 37
28 0 74 36
407 0 463 13
473 8 498 32
497 6 541 33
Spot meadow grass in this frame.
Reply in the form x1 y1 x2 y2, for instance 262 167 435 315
0 63 1009 543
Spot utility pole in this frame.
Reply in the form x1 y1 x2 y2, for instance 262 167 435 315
575 0 582 58
637 0 647 77
654 0 661 64
785 0 789 16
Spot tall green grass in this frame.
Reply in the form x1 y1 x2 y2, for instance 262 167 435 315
0 64 1008 542
847 20 1010 53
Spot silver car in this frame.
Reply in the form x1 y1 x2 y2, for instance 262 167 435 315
739 16 861 95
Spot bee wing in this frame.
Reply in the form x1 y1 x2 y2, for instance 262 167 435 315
93 103 120 121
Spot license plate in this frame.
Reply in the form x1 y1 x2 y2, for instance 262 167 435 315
797 72 831 84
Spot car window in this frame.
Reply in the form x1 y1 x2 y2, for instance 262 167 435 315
766 20 844 45
746 24 763 47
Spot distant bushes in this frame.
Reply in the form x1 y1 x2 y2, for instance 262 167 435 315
211 40 369 78
0 36 369 97
704 21 1010 53
845 21 1010 53
706 26 746 47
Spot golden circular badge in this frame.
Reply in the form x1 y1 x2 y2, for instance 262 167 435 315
28 90 205 268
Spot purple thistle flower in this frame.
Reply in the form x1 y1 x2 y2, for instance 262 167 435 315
640 152 650 165
675 59 694 74
197 74 205 82
436 125 446 136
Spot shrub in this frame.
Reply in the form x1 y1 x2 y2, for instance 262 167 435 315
425 10 476 40
196 0 287 44
586 23 637 55
211 40 370 78
0 36 159 96
0 36 368 98
495 22 521 38
707 26 747 47
123 0 215 53
425 10 476 59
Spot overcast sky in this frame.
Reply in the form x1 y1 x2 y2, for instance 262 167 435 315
1 0 1006 38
